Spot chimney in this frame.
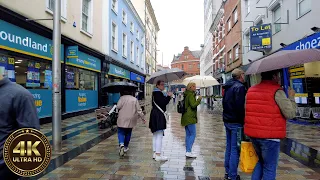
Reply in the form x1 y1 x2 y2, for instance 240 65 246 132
184 46 189 51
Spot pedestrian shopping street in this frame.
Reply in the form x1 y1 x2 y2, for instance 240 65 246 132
34 103 320 180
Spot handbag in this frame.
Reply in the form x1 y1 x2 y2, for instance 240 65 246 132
239 141 259 173
153 100 169 121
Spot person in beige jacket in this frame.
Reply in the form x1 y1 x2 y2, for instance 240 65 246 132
117 91 146 157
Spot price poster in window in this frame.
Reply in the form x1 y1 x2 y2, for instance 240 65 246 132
0 56 7 77
26 61 40 87
66 71 75 89
7 57 16 82
44 64 52 89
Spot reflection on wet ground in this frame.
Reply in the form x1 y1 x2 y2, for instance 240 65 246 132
32 103 320 179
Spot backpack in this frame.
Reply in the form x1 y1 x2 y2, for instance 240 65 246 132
177 99 186 114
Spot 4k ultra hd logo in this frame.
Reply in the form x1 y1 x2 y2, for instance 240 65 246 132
3 128 51 177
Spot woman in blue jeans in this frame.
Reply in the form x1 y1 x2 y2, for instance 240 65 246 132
116 91 146 157
181 82 202 158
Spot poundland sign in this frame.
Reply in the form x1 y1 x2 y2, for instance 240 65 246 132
0 20 64 60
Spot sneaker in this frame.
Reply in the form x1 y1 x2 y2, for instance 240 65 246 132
224 173 228 180
124 147 129 153
185 152 197 158
153 152 156 159
119 145 125 157
155 155 168 161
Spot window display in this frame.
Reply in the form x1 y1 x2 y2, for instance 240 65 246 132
65 66 97 91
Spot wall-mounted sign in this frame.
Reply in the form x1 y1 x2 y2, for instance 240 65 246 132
67 46 78 58
250 23 272 51
108 64 130 79
282 32 320 50
130 72 145 83
0 20 64 61
66 50 101 72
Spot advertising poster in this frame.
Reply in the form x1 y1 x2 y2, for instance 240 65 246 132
7 57 16 82
292 79 304 94
26 61 40 87
0 56 7 77
44 64 52 89
66 71 75 89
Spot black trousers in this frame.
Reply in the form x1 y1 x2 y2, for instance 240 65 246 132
0 165 20 180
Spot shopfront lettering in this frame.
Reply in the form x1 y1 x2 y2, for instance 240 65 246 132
0 31 48 53
295 37 320 50
78 93 87 107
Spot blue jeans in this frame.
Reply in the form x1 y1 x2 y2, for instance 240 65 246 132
185 124 196 152
117 127 133 147
224 123 243 180
251 138 280 180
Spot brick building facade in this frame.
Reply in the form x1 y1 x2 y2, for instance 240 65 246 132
224 0 242 73
171 46 201 76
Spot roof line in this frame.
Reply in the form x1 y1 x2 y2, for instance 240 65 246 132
146 0 160 31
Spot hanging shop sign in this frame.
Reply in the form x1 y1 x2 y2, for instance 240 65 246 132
250 23 272 51
282 32 320 50
66 46 79 58
108 64 130 79
289 64 305 79
0 20 64 61
66 50 101 72
130 72 145 83
28 89 52 118
65 90 98 113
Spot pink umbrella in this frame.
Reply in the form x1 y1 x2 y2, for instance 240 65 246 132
246 49 320 75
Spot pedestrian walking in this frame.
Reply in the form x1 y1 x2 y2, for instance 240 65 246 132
149 80 172 161
222 68 247 180
0 74 40 180
245 70 296 180
181 82 202 158
116 91 146 157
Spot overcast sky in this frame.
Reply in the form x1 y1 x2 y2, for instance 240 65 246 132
151 0 204 67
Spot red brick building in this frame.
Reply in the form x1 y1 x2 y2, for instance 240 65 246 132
171 46 201 76
224 0 242 73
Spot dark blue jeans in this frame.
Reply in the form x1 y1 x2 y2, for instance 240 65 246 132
224 123 243 180
117 127 133 147
250 138 280 180
185 124 196 152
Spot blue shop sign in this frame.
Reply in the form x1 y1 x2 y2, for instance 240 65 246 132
28 89 52 118
0 20 64 61
250 23 272 51
65 90 98 113
108 64 130 79
67 46 78 58
130 72 145 83
66 50 101 72
282 32 320 50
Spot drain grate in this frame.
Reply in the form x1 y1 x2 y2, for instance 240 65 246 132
198 176 211 180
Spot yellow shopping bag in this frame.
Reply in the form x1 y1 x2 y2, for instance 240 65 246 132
239 141 259 173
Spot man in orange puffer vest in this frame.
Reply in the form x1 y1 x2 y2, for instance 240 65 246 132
245 70 296 180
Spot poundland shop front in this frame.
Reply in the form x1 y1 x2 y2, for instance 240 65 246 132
0 19 101 121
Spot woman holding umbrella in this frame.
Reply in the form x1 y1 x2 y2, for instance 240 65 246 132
149 80 172 161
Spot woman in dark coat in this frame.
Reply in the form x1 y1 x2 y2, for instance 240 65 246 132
149 80 172 161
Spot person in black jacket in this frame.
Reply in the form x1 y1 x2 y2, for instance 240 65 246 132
222 68 247 180
149 80 172 161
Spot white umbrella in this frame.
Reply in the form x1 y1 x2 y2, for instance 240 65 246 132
182 75 220 88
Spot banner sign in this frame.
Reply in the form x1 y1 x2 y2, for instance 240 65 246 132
130 72 145 83
26 61 40 87
0 20 64 61
28 89 52 118
66 51 101 72
108 64 130 79
282 32 320 50
65 90 98 113
67 46 78 58
250 23 272 51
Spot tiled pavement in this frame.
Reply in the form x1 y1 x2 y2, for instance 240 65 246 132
37 104 320 180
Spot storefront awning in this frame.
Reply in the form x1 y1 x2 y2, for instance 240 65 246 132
246 49 320 75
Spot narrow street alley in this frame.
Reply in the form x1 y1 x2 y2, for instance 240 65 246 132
35 104 320 180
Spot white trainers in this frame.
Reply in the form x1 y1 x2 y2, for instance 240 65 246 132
185 152 197 158
124 147 129 153
153 152 156 159
155 155 168 161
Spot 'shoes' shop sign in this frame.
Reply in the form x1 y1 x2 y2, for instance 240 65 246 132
0 20 64 61
282 32 320 50
250 24 272 51
66 46 101 72
108 64 130 79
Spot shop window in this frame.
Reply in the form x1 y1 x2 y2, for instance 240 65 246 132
65 66 97 91
297 0 311 18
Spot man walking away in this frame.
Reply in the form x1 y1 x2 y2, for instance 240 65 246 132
0 74 40 179
222 68 247 180
245 70 296 180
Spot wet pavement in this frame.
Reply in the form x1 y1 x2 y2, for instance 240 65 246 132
36 104 320 180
